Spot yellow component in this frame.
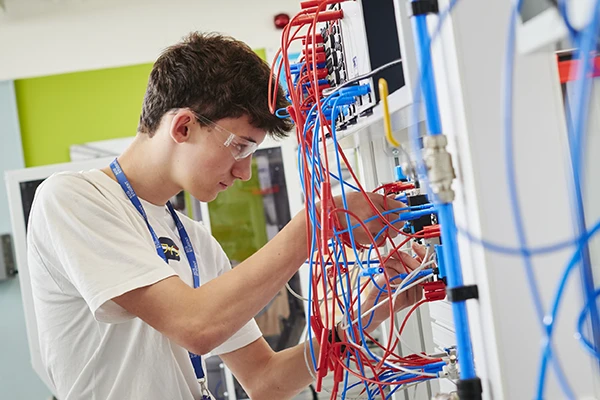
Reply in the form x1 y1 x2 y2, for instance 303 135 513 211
378 78 400 148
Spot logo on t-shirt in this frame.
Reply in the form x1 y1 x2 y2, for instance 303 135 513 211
159 237 180 262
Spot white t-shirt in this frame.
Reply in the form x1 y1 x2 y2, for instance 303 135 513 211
27 169 262 400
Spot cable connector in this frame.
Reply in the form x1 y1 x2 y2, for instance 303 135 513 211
338 84 371 97
422 280 446 301
381 181 416 195
423 134 456 203
420 224 441 238
359 267 383 277
291 10 344 26
438 348 459 380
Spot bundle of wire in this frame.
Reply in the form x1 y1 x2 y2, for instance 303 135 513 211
267 1 451 398
269 0 600 398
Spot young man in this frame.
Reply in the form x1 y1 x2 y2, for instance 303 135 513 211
27 32 423 400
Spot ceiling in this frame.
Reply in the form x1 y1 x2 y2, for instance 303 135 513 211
0 0 134 21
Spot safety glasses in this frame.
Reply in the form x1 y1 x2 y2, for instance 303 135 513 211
191 112 258 161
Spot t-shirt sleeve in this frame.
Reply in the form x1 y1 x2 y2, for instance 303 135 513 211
200 228 262 355
28 174 177 323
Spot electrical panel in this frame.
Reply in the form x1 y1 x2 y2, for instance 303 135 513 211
322 1 375 128
292 0 408 132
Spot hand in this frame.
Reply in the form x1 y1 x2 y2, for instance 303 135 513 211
359 242 430 333
327 192 407 245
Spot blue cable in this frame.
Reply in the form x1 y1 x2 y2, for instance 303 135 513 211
333 204 436 236
562 0 600 365
536 1 600 396
290 2 463 394
302 113 322 373
330 97 374 397
557 0 579 40
334 234 372 397
537 219 600 398
457 226 577 256
410 0 477 381
505 1 587 397
577 288 600 360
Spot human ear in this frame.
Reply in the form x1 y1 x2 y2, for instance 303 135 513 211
169 110 195 144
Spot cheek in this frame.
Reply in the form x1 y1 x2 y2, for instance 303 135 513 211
185 151 231 184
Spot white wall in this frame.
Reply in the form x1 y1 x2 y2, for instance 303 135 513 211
0 0 300 81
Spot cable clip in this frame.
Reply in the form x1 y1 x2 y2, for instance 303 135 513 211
408 0 439 17
447 285 479 303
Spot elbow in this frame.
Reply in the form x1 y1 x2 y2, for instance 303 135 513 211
187 340 212 357
246 384 295 400
244 380 274 400
181 320 227 356
242 359 293 400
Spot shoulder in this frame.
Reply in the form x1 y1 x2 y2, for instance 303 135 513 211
36 172 94 203
33 170 116 214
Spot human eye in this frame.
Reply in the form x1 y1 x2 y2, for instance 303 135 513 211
231 140 245 152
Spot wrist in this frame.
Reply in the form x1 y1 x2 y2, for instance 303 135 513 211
360 309 384 335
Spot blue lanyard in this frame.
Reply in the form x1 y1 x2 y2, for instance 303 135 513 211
110 159 205 381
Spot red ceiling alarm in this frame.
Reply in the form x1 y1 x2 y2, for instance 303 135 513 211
274 13 290 29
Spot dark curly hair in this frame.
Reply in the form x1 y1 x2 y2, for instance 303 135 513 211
138 32 292 138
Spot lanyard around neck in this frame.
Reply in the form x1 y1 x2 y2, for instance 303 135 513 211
109 159 205 380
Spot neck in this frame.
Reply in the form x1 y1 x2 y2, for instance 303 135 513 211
102 135 181 206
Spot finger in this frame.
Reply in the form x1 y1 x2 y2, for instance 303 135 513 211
382 258 406 277
385 197 408 211
412 241 429 262
397 251 422 272
413 286 423 303
387 212 401 224
369 193 406 213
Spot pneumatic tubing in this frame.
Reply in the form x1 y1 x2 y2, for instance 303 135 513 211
563 0 600 360
504 1 574 398
410 4 477 380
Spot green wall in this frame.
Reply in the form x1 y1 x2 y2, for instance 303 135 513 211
15 63 152 167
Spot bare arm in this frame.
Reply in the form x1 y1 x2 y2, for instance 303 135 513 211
113 211 309 355
113 193 405 356
220 336 319 400
219 246 425 399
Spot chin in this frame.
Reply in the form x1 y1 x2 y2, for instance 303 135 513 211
193 193 218 203
192 188 221 203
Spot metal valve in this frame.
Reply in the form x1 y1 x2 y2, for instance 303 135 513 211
423 134 456 203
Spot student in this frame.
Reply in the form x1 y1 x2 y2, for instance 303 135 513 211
27 32 423 400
